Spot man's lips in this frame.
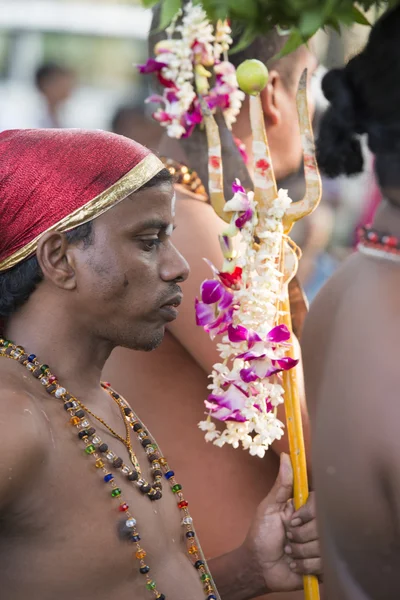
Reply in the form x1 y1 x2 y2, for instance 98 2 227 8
160 294 183 309
159 294 183 322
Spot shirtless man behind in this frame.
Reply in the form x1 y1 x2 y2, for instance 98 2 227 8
302 6 400 598
0 129 321 600
104 16 319 600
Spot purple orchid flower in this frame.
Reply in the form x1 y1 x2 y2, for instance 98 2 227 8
195 279 235 338
205 385 248 422
232 181 246 194
267 324 291 344
137 58 167 74
235 208 253 229
240 368 259 383
228 324 261 348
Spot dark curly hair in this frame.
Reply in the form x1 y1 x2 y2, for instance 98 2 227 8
0 168 172 322
316 5 400 190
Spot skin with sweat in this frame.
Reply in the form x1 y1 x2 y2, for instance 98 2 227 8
0 181 320 600
104 45 318 600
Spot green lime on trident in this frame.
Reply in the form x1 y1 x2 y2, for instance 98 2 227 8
236 59 269 96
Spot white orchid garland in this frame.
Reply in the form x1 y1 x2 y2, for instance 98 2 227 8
196 182 298 458
138 2 244 138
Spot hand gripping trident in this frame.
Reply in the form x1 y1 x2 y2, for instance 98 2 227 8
202 69 322 600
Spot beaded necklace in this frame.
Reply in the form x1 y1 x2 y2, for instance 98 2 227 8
358 225 400 263
0 338 220 600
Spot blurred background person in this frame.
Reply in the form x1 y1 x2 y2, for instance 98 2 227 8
111 103 162 150
34 62 76 128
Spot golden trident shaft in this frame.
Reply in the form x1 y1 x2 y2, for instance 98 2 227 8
202 69 322 600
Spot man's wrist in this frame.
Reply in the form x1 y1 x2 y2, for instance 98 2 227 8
209 543 269 600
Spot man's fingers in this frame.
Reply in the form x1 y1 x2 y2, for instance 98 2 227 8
288 557 323 576
291 493 316 526
286 519 319 543
285 539 320 561
265 453 294 509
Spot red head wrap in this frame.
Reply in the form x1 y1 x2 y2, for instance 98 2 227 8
0 129 164 272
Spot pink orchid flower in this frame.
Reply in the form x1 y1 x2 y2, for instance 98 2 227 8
137 58 167 74
205 384 248 422
223 180 253 230
195 279 235 337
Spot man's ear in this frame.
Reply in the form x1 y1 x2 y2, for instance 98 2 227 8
36 231 77 290
260 69 282 127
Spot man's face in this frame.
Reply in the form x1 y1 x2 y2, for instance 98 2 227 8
70 181 189 351
45 73 76 105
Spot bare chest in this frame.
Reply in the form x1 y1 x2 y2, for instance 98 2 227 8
0 404 206 600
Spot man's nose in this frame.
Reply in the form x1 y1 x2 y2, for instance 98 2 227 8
161 243 190 283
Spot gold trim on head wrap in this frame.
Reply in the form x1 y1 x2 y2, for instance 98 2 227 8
0 153 164 273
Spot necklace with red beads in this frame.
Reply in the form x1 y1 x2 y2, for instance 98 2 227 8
358 225 400 262
0 338 220 600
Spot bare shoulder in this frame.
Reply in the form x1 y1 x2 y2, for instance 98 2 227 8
0 365 49 511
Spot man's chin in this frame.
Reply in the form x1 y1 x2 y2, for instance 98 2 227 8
125 327 165 353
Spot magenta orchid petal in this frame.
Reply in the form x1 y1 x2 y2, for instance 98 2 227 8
235 207 253 229
228 324 249 343
232 181 246 194
240 368 259 383
207 93 230 110
201 279 224 304
237 350 266 361
219 409 247 422
276 357 299 370
266 324 291 344
195 299 215 326
165 89 178 103
247 330 262 349
218 288 235 310
182 123 197 139
207 405 246 423
137 58 167 74
265 365 282 377
152 110 172 124
186 110 203 126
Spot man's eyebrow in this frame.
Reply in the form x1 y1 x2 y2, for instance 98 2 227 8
133 219 172 232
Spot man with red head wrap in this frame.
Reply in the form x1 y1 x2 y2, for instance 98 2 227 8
0 128 321 600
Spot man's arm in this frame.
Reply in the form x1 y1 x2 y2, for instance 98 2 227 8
169 194 310 459
0 386 47 515
208 454 322 600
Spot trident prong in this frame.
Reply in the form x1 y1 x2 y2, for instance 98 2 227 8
282 69 322 233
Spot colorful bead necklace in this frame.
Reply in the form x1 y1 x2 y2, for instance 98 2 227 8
0 339 220 600
357 225 400 263
358 225 400 254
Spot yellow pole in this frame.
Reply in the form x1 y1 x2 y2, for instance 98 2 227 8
281 294 320 599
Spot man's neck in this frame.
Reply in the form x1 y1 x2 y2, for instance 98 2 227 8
5 295 112 397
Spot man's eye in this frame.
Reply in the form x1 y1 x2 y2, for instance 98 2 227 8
140 239 161 251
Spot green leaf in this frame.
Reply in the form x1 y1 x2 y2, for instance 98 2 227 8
326 16 341 33
298 9 325 37
229 26 258 54
141 0 159 8
227 0 258 20
274 29 306 58
351 5 372 25
158 0 182 31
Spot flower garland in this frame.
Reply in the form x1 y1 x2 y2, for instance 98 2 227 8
196 181 299 458
138 2 244 139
